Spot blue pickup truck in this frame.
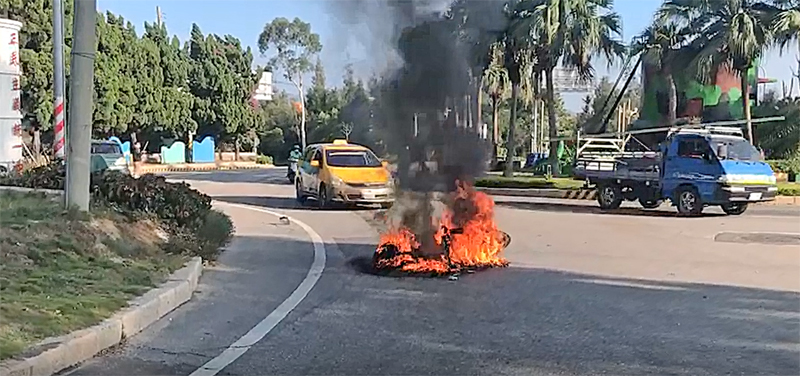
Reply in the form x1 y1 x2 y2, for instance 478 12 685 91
573 126 778 216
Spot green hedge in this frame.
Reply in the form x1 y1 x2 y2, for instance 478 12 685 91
778 182 800 196
768 159 800 176
0 162 233 260
474 176 585 190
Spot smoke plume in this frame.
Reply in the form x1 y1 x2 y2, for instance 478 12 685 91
327 0 508 255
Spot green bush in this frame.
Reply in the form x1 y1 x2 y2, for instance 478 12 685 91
0 162 232 259
778 183 800 196
2 162 66 189
767 159 800 176
196 210 235 260
255 154 273 165
474 176 585 190
91 172 212 230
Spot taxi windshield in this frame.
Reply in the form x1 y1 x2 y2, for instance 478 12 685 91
325 149 382 168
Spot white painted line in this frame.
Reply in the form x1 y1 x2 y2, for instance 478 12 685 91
189 202 326 376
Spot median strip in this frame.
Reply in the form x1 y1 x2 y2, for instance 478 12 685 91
475 176 800 205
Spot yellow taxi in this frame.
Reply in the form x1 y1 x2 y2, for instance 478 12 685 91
295 140 395 208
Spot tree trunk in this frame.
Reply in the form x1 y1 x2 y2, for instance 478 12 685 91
666 71 677 125
476 81 483 133
33 129 41 157
742 72 754 142
504 83 519 178
491 95 500 164
545 68 560 177
234 137 241 161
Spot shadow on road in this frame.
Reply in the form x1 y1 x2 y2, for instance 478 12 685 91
493 199 728 218
213 195 377 212
233 235 800 376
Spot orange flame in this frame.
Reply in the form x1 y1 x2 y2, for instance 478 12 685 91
373 180 508 274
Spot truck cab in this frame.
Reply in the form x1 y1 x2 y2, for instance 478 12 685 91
659 127 777 215
574 126 777 216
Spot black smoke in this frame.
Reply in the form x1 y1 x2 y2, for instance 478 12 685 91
327 0 508 255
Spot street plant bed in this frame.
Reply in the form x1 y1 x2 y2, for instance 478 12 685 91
0 191 185 360
778 182 800 196
474 176 585 190
0 165 234 360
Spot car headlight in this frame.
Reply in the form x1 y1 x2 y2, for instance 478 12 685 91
330 175 346 188
717 175 729 184
769 175 777 184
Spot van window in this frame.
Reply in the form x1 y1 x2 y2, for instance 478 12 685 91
709 137 762 161
677 138 709 159
91 143 122 155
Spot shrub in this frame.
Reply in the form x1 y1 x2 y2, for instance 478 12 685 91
778 183 800 196
255 154 273 165
767 159 800 176
91 172 212 230
0 162 233 259
1 161 66 189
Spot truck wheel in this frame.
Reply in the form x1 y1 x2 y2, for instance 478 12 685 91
721 202 748 215
638 198 662 209
597 184 623 210
676 186 703 216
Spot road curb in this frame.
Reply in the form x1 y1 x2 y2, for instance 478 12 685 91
0 257 203 376
476 187 597 200
137 163 273 174
476 186 799 206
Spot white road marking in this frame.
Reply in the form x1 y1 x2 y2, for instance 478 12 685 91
189 202 326 376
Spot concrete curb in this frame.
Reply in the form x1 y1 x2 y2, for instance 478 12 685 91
0 257 203 376
476 186 800 206
476 187 597 200
138 163 273 174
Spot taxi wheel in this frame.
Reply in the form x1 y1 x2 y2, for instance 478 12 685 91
295 180 307 204
317 184 331 209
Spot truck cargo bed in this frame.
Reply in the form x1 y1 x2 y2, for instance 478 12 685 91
574 151 661 182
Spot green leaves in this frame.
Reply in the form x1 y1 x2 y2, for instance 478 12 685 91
257 17 321 82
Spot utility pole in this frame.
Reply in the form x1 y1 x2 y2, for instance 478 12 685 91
65 0 97 211
52 0 66 159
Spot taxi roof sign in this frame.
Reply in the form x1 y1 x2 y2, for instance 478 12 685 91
332 139 349 145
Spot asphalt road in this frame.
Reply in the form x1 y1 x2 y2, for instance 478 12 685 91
66 168 800 376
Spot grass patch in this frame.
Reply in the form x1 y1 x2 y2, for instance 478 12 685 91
0 191 184 360
475 175 585 190
778 182 800 196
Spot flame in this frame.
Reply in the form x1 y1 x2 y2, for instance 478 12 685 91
373 180 509 274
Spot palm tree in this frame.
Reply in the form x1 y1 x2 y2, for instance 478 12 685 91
502 28 532 177
658 0 776 142
770 0 800 93
482 42 510 165
631 22 691 125
511 0 625 176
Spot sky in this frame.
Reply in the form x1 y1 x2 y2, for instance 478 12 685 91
97 0 799 112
